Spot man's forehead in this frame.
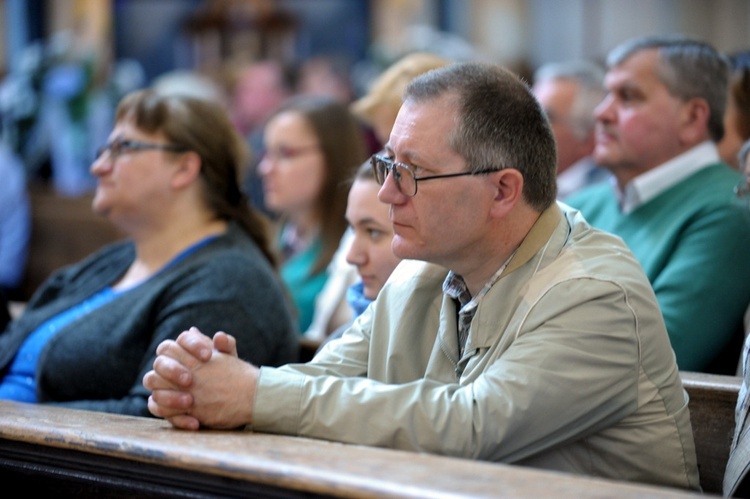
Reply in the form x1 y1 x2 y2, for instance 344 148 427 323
606 50 661 84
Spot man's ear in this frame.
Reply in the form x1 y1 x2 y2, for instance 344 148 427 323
679 97 711 145
171 151 202 190
490 168 524 217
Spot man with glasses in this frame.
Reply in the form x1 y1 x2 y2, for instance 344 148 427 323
145 62 699 490
566 35 750 374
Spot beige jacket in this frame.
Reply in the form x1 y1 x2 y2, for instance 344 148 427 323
253 203 700 490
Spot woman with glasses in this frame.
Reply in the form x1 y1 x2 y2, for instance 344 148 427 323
306 55 451 343
257 95 367 334
0 89 298 415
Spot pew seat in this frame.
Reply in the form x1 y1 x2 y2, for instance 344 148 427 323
681 371 742 495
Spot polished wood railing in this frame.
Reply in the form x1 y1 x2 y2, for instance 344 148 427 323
0 401 706 498
681 371 741 495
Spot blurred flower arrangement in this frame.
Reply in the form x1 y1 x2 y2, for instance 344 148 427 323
0 31 145 195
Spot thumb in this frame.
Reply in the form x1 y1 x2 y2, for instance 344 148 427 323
213 331 238 357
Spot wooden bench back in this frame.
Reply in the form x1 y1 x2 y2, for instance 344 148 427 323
681 371 741 495
19 185 123 300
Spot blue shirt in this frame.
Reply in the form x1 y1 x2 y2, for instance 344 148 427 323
0 234 220 402
0 287 120 402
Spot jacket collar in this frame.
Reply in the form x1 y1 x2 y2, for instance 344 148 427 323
501 202 562 278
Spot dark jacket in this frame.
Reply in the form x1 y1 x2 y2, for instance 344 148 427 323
0 223 298 416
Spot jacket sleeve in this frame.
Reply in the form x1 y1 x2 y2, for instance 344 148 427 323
252 277 650 462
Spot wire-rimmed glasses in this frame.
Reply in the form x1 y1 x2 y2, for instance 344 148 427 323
370 154 503 197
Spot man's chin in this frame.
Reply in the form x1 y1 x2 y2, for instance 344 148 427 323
391 240 422 261
593 143 618 165
91 200 110 218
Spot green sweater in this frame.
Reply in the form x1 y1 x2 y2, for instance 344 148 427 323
280 237 328 333
565 163 750 373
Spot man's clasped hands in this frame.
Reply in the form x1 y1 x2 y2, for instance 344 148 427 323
143 327 258 431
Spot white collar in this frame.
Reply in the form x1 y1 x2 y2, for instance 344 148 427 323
619 141 719 214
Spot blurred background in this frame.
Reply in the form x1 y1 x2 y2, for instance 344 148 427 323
1 0 749 300
1 0 749 194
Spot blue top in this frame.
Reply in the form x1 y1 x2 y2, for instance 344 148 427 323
0 234 219 403
0 222 297 416
280 235 329 333
0 287 120 402
346 282 372 317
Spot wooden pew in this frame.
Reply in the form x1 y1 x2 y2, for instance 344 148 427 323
0 401 705 498
680 371 742 495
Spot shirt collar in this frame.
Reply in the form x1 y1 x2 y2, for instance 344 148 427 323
441 202 564 312
443 248 518 314
620 141 719 214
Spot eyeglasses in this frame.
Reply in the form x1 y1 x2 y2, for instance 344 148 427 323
370 154 503 197
263 144 320 162
95 138 187 161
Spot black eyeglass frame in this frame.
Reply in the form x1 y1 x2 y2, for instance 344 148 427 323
96 139 187 161
370 154 503 197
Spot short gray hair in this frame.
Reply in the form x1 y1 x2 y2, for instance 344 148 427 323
607 35 730 142
533 60 605 140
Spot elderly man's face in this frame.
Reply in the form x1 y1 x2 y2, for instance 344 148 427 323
533 78 593 174
377 95 498 272
593 49 689 180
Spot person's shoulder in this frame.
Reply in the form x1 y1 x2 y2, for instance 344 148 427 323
72 240 134 271
556 204 645 277
375 260 447 313
387 259 448 286
560 204 627 250
562 182 613 209
678 163 748 215
685 161 741 187
192 239 274 278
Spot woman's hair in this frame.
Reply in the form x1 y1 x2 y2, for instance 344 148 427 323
351 52 451 126
728 52 750 146
270 95 367 274
115 89 277 266
352 158 376 183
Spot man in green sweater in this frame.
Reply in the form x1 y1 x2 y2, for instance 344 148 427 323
566 35 750 374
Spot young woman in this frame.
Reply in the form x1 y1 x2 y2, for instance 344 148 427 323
0 89 298 415
258 95 367 333
311 161 403 353
343 162 402 315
